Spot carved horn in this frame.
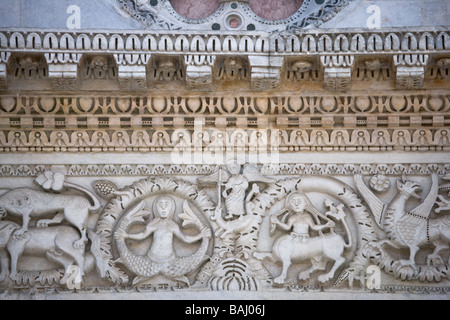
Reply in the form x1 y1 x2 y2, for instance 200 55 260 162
0 189 10 197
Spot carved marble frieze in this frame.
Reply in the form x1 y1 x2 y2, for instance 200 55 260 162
0 92 449 153
0 166 449 297
0 16 449 300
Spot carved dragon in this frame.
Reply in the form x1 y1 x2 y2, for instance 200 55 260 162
355 174 450 268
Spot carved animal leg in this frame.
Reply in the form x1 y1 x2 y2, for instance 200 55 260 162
54 233 86 281
7 235 30 280
400 245 420 269
65 209 89 250
273 238 294 285
37 212 65 228
47 250 74 284
253 251 275 262
14 209 32 239
318 256 345 284
274 257 291 285
427 240 448 265
298 256 327 281
0 250 10 281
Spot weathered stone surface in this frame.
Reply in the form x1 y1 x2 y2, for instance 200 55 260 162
249 0 303 20
0 0 449 301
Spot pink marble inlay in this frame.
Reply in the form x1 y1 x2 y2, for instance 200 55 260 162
169 0 221 19
249 0 304 20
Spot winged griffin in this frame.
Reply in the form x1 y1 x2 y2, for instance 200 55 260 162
355 173 450 268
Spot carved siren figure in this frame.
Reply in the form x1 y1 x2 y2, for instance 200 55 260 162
96 178 217 286
116 196 211 285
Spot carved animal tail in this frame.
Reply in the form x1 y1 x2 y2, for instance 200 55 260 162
339 216 353 250
114 236 161 277
64 182 102 212
87 228 107 279
167 237 209 278
114 228 209 279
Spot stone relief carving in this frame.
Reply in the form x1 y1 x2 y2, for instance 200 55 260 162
0 167 448 294
0 29 448 93
254 193 351 285
0 171 106 288
351 174 450 284
114 196 212 286
95 176 216 287
0 19 448 300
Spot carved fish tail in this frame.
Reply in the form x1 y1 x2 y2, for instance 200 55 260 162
166 238 209 278
115 237 160 277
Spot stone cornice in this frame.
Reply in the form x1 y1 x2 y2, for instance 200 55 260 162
1 27 448 55
0 27 448 91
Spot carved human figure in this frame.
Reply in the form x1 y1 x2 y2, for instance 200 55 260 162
123 195 211 263
254 192 351 285
272 193 334 239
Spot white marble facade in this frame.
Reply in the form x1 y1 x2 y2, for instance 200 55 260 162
0 0 449 300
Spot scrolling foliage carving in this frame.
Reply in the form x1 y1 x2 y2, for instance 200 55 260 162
0 168 449 295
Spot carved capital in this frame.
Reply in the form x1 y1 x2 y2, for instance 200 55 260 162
114 54 151 90
45 53 82 91
394 54 429 89
184 54 216 89
321 55 355 91
0 52 11 90
248 55 284 91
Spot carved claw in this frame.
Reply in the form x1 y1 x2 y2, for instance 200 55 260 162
318 274 331 284
36 220 49 228
273 275 286 285
73 239 86 251
427 254 445 266
12 229 29 241
298 271 311 281
435 195 450 213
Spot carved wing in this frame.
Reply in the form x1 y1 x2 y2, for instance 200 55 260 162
396 214 428 247
354 174 387 229
197 167 230 186
242 165 275 184
179 200 202 229
395 174 439 247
